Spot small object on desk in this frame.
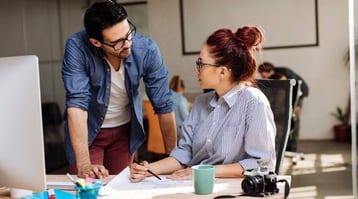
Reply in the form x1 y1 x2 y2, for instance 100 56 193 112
66 173 83 187
75 180 103 199
84 182 93 189
85 177 93 183
146 169 162 181
47 189 55 199
84 177 94 189
76 179 86 188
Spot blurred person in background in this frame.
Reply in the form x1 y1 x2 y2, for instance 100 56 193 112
169 75 189 141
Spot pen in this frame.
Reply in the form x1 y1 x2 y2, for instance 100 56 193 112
66 173 83 187
48 189 55 199
146 169 162 181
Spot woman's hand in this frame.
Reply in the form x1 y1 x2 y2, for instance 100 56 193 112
130 161 149 182
166 168 192 180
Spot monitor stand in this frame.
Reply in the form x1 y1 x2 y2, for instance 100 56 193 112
10 188 32 198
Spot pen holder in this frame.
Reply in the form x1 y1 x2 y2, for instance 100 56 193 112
74 180 103 199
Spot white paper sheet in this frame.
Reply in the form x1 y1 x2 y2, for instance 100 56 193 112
104 167 193 194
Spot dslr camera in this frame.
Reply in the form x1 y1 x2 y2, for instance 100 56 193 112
241 167 279 196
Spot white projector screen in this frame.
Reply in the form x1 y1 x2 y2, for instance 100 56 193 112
180 0 318 54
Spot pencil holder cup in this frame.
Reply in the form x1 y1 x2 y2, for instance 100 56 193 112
74 180 103 199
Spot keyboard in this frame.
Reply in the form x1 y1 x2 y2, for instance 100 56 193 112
46 180 75 190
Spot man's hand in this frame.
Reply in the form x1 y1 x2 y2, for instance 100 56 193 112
78 163 109 179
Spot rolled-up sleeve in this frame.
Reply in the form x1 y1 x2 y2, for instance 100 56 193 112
170 95 206 165
239 100 276 171
62 38 91 111
170 121 194 165
142 41 173 114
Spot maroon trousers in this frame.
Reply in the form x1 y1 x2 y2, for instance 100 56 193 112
70 123 131 175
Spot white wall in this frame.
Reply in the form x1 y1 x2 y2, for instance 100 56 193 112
0 0 87 114
148 0 350 140
0 0 351 140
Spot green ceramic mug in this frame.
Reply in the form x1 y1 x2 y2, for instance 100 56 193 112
192 164 215 195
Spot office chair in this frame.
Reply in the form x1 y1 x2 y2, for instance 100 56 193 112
257 79 295 174
142 100 166 155
285 80 305 165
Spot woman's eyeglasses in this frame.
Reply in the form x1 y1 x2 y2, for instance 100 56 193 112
195 59 220 72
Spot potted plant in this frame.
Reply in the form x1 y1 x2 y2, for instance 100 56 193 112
332 106 350 142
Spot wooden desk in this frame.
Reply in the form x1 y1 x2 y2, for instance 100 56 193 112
0 175 290 199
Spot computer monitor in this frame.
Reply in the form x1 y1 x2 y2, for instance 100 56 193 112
0 55 47 196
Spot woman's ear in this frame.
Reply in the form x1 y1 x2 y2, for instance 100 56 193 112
219 67 228 75
89 38 102 48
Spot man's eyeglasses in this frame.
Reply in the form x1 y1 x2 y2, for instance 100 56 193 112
102 21 136 50
195 58 220 72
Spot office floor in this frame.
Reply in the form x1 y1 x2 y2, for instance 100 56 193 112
282 140 355 199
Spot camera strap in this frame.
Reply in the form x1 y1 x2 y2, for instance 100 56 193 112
213 179 290 199
277 179 290 198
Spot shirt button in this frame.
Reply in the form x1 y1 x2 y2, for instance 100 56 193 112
100 117 104 121
105 104 108 107
207 139 211 142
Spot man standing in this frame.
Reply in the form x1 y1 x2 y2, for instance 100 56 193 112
62 0 176 178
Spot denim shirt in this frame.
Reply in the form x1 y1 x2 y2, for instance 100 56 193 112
62 30 173 164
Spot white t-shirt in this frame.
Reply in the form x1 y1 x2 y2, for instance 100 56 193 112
102 59 131 128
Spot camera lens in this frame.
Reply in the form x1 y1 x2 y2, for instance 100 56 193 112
241 176 265 194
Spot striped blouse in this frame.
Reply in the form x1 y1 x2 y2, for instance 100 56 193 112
170 83 276 171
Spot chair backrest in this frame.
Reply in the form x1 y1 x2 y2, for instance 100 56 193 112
257 79 296 174
143 100 166 154
292 80 303 116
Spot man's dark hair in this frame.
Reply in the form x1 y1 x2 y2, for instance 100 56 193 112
84 0 128 41
258 62 275 73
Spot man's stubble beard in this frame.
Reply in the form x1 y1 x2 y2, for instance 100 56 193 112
116 47 131 59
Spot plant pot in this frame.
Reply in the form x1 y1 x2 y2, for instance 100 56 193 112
333 124 350 142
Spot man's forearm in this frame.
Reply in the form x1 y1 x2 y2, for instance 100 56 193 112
158 112 177 154
67 107 91 168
